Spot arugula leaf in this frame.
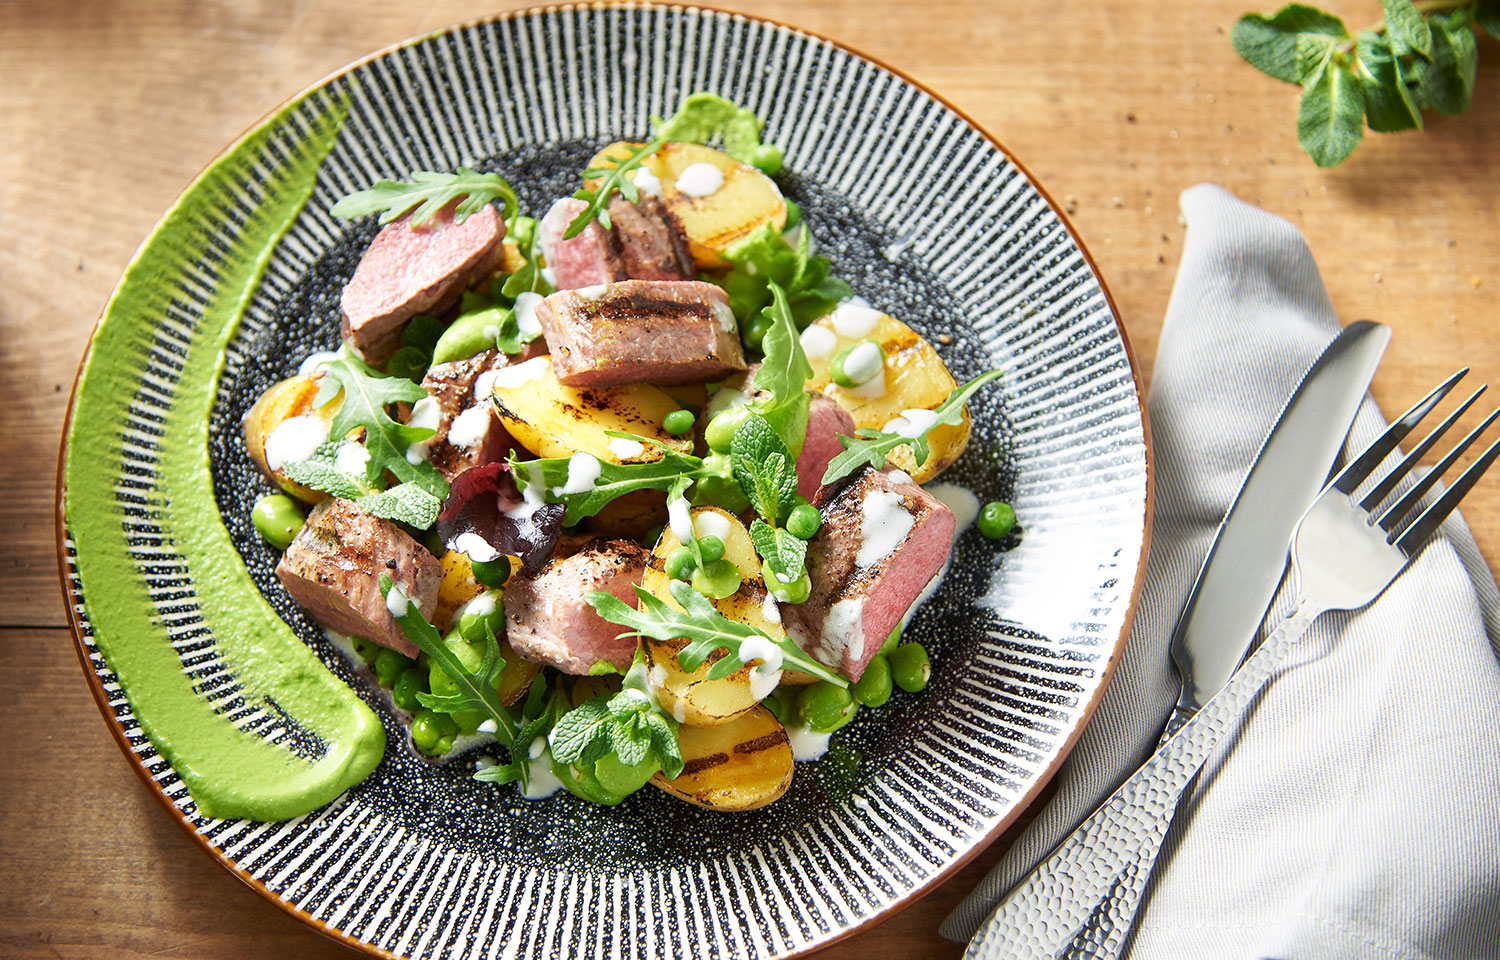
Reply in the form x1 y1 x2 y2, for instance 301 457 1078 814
280 442 443 528
750 519 808 586
1297 47 1365 167
586 582 846 687
315 356 449 501
517 447 717 524
1232 5 1350 83
331 168 518 226
822 369 1004 486
497 214 555 301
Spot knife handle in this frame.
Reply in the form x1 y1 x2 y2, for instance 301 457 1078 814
968 598 1321 959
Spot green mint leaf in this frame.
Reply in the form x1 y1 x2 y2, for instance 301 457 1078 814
279 442 372 499
750 519 808 586
330 167 518 226
1297 50 1365 167
1421 11 1478 115
1356 32 1424 132
1477 0 1500 41
644 712 684 780
730 413 797 522
1232 5 1349 84
318 356 450 502
547 697 612 764
822 369 1003 486
356 482 443 529
586 583 847 687
610 716 652 767
1379 0 1433 60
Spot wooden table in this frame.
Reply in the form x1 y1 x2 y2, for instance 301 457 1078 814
3 1 1496 957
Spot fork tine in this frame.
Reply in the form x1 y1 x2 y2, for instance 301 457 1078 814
1361 385 1488 513
1377 404 1500 534
1333 368 1468 494
1390 422 1500 556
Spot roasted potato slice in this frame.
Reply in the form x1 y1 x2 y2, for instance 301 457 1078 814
640 507 786 726
488 356 693 462
242 373 342 504
587 141 786 269
803 309 971 482
652 704 793 810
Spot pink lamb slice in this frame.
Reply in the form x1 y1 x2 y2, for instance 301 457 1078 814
781 467 956 682
502 538 649 674
340 201 503 363
795 396 857 502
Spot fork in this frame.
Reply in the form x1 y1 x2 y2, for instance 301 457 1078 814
969 370 1500 960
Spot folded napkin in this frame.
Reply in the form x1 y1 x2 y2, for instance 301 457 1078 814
943 183 1500 959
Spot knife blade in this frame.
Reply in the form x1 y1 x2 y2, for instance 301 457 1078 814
940 318 1389 942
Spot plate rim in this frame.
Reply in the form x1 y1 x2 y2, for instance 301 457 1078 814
53 3 1156 956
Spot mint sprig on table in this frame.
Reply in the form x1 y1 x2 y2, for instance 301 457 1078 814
587 581 847 686
330 167 518 225
1233 1 1497 166
822 369 1004 486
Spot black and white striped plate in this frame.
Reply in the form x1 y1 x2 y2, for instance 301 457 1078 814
59 6 1150 957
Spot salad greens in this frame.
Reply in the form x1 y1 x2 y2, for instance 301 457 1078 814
719 223 851 336
331 167 519 225
1232 1 1496 166
282 442 443 529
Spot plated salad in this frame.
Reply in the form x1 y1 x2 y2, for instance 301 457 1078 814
242 93 1013 811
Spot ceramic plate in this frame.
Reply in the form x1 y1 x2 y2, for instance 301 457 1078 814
58 6 1151 957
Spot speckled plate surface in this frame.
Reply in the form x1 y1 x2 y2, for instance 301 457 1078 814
58 5 1151 958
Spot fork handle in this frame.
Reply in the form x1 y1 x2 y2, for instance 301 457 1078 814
968 597 1322 960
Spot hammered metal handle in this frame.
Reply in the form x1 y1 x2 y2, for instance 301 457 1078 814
968 598 1321 960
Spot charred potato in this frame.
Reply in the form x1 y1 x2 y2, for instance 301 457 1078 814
803 309 971 482
587 141 786 269
242 373 342 504
640 507 785 726
652 704 793 810
489 357 693 463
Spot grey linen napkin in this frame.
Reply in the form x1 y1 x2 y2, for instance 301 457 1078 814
942 183 1500 959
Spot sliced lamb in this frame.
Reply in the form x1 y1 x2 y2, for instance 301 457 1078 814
795 396 857 502
535 279 746 387
276 498 442 658
503 538 650 674
340 201 503 364
780 467 955 682
414 346 544 480
535 195 693 291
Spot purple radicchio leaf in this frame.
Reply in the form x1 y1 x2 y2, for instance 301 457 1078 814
436 462 563 574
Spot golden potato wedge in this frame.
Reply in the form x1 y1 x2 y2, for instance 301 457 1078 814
652 704 793 810
803 310 971 482
583 489 669 540
435 550 520 632
242 373 343 504
489 356 692 463
640 507 787 726
494 634 543 707
497 236 527 275
588 141 786 269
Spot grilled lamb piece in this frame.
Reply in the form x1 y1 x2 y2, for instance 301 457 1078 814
795 396 857 502
536 195 694 290
503 538 650 674
415 346 544 480
535 280 746 387
340 202 503 364
275 498 442 658
781 467 955 682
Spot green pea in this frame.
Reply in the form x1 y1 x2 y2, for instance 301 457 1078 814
455 592 505 641
704 405 752 453
852 655 893 708
696 534 726 564
978 501 1016 540
411 710 444 751
351 637 382 666
393 667 427 712
471 556 510 588
432 304 513 365
763 561 811 604
879 622 903 656
692 558 742 599
435 712 460 737
662 407 696 436
593 752 658 796
374 648 411 688
665 546 697 581
786 503 822 540
783 198 801 231
690 455 752 514
433 735 455 756
829 339 886 388
251 494 304 550
751 143 784 176
889 643 931 693
743 314 774 350
798 681 855 733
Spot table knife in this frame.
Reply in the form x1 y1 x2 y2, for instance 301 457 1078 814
942 318 1390 948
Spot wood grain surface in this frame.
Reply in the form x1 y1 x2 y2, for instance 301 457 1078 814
2 1 1496 957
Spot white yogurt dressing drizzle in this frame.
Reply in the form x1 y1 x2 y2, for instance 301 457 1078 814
264 415 328 471
840 340 884 385
631 166 663 197
461 591 498 618
521 747 564 799
573 284 608 302
505 461 548 522
447 404 491 449
691 510 732 543
403 396 443 464
296 346 346 375
514 292 544 338
901 482 982 627
492 356 550 389
829 300 881 338
608 437 646 460
385 585 409 618
334 440 370 478
553 451 602 495
820 597 865 665
857 489 915 568
453 532 500 562
667 495 693 543
737 634 785 701
800 325 838 360
786 724 832 762
674 162 724 197
883 407 941 439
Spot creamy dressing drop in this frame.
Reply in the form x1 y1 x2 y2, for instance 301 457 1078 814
521 748 564 800
608 437 646 460
385 586 409 618
553 451 602 495
514 292 544 338
631 167 663 197
403 396 443 465
334 440 369 478
821 597 865 664
296 347 345 376
691 510 732 543
264 415 328 471
674 162 724 197
573 284 608 301
786 724 832 761
857 489 914 567
841 370 886 399
492 356 550 389
667 496 693 543
840 340 884 385
829 301 881 338
800 325 838 360
738 634 785 701
447 404 491 449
